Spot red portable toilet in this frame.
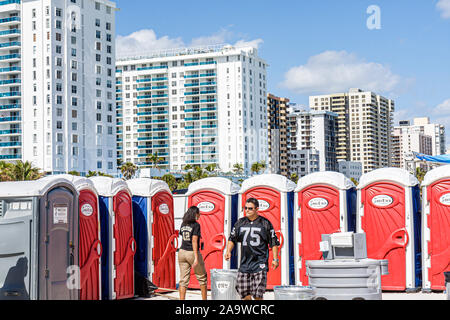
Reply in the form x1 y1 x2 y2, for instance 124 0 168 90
185 177 240 289
127 178 177 291
90 177 135 300
294 171 356 286
421 165 450 292
357 168 422 292
39 175 102 300
239 174 296 289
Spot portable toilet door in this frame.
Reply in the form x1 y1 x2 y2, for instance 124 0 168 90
186 177 240 289
421 165 450 291
0 178 79 300
90 177 136 300
294 171 356 286
357 168 421 292
39 175 102 300
239 174 296 288
127 178 178 291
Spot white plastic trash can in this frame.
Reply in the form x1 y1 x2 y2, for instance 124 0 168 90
273 286 314 300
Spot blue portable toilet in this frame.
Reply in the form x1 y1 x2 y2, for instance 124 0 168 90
0 178 79 300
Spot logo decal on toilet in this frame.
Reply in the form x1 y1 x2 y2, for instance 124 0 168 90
257 200 270 211
81 203 94 217
198 201 215 213
308 198 329 209
159 203 169 214
439 193 450 206
372 195 394 207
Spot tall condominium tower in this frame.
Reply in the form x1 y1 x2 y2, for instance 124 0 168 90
0 0 117 175
310 88 395 173
267 93 289 176
115 45 269 174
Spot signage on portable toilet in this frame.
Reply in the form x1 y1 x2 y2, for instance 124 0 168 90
239 174 296 288
294 171 356 286
421 165 450 291
127 178 177 291
90 177 135 300
186 177 240 289
357 168 421 291
40 175 102 300
0 178 79 300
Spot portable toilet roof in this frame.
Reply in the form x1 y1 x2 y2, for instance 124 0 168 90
187 177 240 196
89 176 130 197
296 171 355 192
0 177 75 197
240 174 296 193
39 174 97 195
126 178 171 197
357 168 419 190
421 165 450 187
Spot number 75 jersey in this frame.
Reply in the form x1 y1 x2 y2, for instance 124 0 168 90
229 216 280 273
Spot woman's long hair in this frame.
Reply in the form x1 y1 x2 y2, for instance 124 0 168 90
182 206 200 226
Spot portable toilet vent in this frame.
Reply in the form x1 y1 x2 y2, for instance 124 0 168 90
186 177 240 289
357 168 422 292
90 177 136 300
421 165 450 292
294 171 356 285
126 178 177 291
0 178 79 300
239 174 296 288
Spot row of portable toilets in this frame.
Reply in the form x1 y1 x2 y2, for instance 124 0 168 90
0 166 449 300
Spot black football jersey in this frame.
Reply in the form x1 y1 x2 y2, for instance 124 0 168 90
229 215 279 273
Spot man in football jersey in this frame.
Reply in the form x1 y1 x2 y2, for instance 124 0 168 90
224 197 279 300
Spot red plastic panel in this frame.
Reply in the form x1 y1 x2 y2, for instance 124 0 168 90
113 190 136 300
242 187 281 289
188 191 226 289
79 190 101 300
361 182 407 291
427 179 450 290
152 191 176 290
298 186 341 285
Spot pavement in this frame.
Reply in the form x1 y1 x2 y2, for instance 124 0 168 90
137 289 448 300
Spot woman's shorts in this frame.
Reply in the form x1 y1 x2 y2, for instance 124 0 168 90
178 249 207 287
236 270 267 299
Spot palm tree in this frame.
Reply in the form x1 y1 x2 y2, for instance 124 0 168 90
232 163 244 176
120 162 137 180
149 152 164 177
204 163 218 176
68 170 80 176
350 177 359 186
290 173 299 184
159 174 178 191
0 161 13 181
9 160 42 181
86 170 98 178
415 167 426 184
259 160 267 173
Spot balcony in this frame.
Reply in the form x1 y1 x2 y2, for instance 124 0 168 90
137 65 168 71
0 53 20 61
0 154 21 160
0 128 20 135
0 16 20 25
0 91 20 98
0 141 20 147
0 42 20 50
0 78 20 85
0 29 19 37
0 116 20 122
153 144 169 149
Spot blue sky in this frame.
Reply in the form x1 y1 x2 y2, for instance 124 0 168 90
115 0 450 147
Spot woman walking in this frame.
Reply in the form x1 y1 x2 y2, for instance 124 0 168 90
178 206 208 300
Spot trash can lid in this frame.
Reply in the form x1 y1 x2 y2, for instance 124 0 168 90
187 177 240 196
240 174 296 193
422 165 450 187
296 171 355 192
0 177 75 197
358 168 419 190
126 178 171 197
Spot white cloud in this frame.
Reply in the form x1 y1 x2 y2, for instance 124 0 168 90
433 98 450 115
437 0 450 19
116 28 262 58
280 50 406 95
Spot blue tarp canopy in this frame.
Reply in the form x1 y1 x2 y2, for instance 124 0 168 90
414 152 450 163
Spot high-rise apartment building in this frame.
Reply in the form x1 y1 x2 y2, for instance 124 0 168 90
0 0 117 175
267 93 288 176
310 88 395 173
286 107 338 177
115 45 269 175
411 117 446 156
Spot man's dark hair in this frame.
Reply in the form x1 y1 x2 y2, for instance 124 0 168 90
246 198 259 208
182 206 200 226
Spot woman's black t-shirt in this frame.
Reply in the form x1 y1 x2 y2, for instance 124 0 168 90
180 222 201 251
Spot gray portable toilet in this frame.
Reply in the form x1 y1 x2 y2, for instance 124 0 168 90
0 178 79 300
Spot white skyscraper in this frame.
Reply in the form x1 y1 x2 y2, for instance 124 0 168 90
115 44 269 175
0 0 117 175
